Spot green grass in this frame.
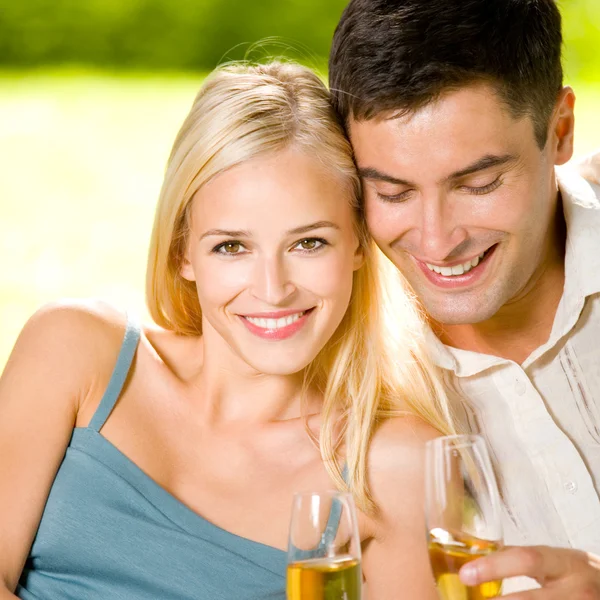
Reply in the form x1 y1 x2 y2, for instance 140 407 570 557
0 73 599 370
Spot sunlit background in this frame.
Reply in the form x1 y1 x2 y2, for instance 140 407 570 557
1 0 599 369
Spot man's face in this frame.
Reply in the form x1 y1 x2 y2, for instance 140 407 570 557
349 83 567 325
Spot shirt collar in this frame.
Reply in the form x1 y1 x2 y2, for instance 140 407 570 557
425 326 504 377
558 164 600 302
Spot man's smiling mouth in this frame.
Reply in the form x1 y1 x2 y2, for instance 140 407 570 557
424 247 495 277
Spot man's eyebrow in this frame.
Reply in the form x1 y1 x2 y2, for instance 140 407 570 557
448 154 518 180
358 154 518 188
198 221 339 241
357 167 412 186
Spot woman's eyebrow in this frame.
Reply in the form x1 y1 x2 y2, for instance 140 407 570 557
198 228 251 241
287 221 340 235
198 221 339 241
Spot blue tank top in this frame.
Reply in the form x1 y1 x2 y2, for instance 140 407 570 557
16 316 290 599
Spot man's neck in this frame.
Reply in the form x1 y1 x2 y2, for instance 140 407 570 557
434 211 567 365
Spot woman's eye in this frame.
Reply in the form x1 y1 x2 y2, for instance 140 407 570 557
214 241 244 255
294 238 327 252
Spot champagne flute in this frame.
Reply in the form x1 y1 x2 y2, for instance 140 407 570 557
425 434 503 600
287 491 362 600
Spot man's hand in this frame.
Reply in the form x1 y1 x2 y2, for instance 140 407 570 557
459 546 600 598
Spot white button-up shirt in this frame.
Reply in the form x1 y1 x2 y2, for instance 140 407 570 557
426 155 600 592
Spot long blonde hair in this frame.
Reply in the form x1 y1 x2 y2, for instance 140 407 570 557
146 61 455 512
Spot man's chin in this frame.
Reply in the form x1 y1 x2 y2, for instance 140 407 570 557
421 299 502 326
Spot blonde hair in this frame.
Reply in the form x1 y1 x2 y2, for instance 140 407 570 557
146 61 455 512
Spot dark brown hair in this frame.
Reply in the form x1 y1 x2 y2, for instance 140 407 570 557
329 0 563 148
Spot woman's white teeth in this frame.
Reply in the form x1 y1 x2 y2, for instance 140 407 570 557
426 252 486 276
245 311 305 329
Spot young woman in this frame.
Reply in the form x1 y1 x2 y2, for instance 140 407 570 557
0 61 454 599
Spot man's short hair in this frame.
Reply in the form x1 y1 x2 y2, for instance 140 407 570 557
329 0 563 148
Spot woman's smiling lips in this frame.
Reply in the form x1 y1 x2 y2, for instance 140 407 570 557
238 308 315 340
413 245 498 289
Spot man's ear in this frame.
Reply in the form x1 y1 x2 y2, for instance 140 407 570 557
550 86 575 166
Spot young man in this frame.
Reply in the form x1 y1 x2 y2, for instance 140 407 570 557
329 0 600 596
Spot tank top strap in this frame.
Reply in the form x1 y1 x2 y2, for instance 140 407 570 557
289 466 352 560
319 464 351 550
88 313 141 433
321 497 343 547
342 462 349 484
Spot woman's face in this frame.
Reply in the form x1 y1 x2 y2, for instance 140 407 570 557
181 147 364 376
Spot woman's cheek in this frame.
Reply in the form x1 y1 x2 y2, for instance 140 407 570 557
295 251 355 298
196 259 252 302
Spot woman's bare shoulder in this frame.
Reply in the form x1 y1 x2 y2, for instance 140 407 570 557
20 298 128 356
4 300 131 406
368 414 441 472
365 415 441 526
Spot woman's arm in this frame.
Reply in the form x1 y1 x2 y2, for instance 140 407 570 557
0 302 118 593
361 416 440 600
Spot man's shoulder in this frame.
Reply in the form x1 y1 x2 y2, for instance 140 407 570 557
559 151 600 209
570 150 600 187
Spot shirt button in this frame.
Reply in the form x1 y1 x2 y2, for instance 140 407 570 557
515 380 527 395
564 481 578 494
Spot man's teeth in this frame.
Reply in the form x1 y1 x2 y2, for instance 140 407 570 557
245 311 306 330
426 252 486 276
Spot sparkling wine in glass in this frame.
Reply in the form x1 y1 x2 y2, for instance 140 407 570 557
287 491 362 600
425 434 504 600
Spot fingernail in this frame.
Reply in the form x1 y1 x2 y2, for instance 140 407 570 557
459 564 478 585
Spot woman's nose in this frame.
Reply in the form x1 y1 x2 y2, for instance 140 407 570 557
250 256 296 305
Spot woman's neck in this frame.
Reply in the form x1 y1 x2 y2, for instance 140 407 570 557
179 329 318 426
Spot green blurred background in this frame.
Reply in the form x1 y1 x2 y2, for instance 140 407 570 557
0 0 599 369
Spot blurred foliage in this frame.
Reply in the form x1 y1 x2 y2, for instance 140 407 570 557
0 0 597 78
561 0 600 80
0 0 347 71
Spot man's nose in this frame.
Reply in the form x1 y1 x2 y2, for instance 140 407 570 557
417 193 468 261
251 255 296 305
